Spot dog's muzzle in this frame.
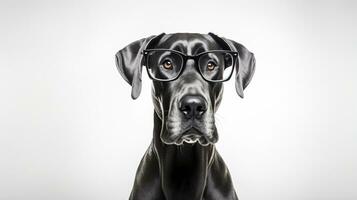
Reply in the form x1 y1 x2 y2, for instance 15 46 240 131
171 95 215 146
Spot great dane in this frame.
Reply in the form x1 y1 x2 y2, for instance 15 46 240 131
115 33 255 200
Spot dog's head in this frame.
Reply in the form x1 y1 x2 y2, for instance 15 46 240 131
115 33 255 146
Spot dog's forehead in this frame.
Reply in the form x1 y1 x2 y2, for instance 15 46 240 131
155 33 222 55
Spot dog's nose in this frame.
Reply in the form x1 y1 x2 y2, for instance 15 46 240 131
179 95 207 119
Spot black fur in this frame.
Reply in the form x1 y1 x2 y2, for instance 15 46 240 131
115 33 255 200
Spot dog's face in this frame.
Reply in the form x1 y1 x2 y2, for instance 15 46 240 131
150 34 224 146
115 33 255 146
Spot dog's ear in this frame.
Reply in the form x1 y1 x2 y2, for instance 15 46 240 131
115 33 164 99
208 33 255 98
225 39 256 98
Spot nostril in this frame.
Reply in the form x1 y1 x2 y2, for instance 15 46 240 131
180 105 191 116
196 105 206 116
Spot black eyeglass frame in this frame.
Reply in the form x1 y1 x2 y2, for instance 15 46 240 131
142 49 239 83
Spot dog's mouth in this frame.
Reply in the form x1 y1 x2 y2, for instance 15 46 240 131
182 134 200 144
176 128 210 146
162 122 217 146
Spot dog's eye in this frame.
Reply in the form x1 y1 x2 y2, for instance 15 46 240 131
207 62 216 71
162 60 173 70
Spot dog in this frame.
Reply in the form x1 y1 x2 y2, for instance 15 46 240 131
115 33 255 200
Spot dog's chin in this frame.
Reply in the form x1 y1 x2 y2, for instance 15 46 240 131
178 137 211 146
161 128 215 146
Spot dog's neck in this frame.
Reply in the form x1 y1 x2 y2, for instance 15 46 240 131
152 112 215 199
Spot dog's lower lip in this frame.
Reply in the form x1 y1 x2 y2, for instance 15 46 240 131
183 138 198 144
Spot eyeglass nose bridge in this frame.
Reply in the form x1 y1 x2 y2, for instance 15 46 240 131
179 55 204 79
182 54 198 62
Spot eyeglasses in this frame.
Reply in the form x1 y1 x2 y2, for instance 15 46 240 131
142 49 238 82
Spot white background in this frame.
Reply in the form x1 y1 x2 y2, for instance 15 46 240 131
1 0 356 200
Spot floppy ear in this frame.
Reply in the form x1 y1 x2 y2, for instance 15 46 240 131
225 39 256 98
115 34 164 99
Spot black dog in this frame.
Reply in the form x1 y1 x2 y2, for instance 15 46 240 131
115 33 255 200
